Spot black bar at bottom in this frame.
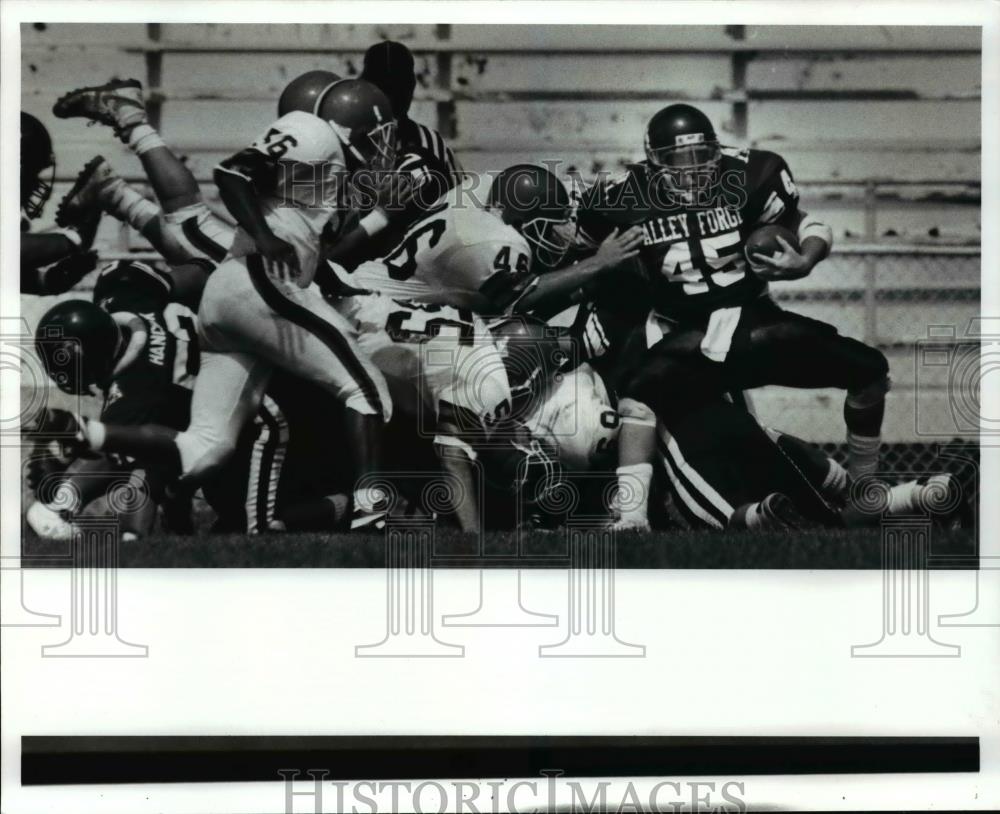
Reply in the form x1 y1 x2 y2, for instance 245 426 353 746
21 736 978 785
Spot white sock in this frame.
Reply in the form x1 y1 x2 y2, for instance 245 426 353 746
84 420 107 452
887 480 921 515
615 463 652 524
821 458 849 500
353 486 386 514
847 432 881 479
127 123 166 156
103 177 159 231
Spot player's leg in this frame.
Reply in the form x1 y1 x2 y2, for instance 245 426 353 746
660 400 841 530
243 396 289 534
771 429 962 527
57 155 193 265
54 78 201 212
731 303 890 479
227 256 393 528
81 348 269 486
612 326 724 530
54 80 235 267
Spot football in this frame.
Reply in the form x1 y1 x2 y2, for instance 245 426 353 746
744 224 800 264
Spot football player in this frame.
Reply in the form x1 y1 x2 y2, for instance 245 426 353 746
576 104 890 530
52 77 237 301
57 80 399 529
20 112 102 295
336 163 616 311
26 262 289 539
654 396 964 532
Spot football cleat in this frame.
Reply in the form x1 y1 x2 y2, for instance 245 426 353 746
729 492 808 531
56 155 117 231
729 492 809 531
25 501 74 541
608 515 652 533
758 491 808 530
919 473 967 529
52 78 147 139
350 504 388 532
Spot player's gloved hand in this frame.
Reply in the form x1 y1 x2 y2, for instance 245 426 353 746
39 249 98 294
750 235 814 280
594 226 645 271
256 232 300 282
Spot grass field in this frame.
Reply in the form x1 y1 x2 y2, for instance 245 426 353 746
20 526 977 569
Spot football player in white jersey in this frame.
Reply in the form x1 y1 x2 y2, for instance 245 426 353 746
53 71 350 304
65 79 401 528
328 165 579 529
334 164 576 310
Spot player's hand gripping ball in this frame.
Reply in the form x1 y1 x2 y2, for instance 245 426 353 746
745 224 807 280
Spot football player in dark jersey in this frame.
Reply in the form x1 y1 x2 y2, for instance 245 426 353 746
576 104 890 530
25 260 290 539
20 112 102 295
25 264 197 540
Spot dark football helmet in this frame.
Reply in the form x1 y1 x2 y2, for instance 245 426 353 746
21 112 56 219
488 164 575 271
315 78 397 173
35 299 121 395
644 103 721 203
277 69 341 117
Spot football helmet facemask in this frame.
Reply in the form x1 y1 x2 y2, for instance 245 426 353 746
35 299 122 396
21 112 56 219
488 164 575 271
644 103 721 204
315 78 397 173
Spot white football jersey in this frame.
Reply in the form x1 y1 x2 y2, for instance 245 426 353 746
523 362 619 469
340 293 512 443
220 111 348 285
342 187 533 311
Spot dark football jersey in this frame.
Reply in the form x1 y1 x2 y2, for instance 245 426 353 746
92 259 174 314
576 147 802 322
398 117 462 184
100 305 198 427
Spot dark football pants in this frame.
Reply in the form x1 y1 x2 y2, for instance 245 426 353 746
624 297 889 421
658 398 841 529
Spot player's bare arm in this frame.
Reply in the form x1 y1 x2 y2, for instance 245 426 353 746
750 211 833 281
214 165 299 279
322 170 415 269
515 226 645 313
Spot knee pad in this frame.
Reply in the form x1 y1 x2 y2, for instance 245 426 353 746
174 429 237 482
618 398 656 428
847 373 891 409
